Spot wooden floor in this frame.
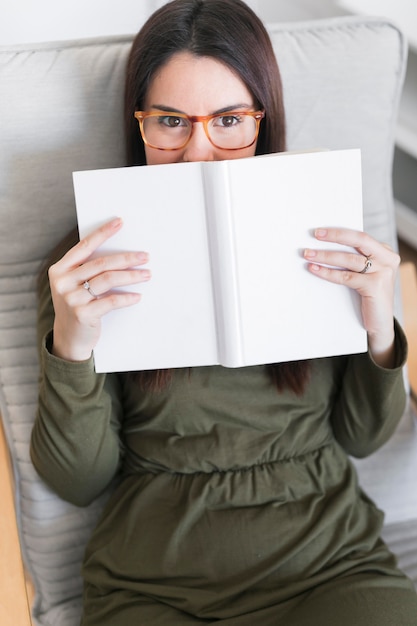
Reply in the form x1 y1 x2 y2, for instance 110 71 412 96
399 239 417 269
398 239 417 398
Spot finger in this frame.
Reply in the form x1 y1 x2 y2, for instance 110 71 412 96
79 289 142 314
304 249 373 274
77 251 150 284
61 218 124 269
314 228 390 261
80 267 152 300
306 262 368 288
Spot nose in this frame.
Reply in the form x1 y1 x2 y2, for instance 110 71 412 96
182 122 216 162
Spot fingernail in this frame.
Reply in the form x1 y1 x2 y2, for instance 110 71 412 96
304 249 316 258
141 270 151 280
315 229 327 238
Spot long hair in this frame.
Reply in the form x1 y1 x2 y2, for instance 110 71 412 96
124 0 310 394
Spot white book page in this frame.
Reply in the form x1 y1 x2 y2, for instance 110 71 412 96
74 162 218 372
226 149 367 364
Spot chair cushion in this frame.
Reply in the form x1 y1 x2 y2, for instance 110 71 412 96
0 16 413 626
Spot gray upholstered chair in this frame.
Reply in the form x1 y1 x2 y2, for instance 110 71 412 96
1 15 416 626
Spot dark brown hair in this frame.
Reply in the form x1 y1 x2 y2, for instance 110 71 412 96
123 0 310 394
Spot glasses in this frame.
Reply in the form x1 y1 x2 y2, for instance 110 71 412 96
134 109 265 151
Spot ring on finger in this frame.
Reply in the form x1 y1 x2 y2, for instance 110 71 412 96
359 255 372 274
83 280 98 299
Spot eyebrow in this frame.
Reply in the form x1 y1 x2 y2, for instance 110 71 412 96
149 103 254 115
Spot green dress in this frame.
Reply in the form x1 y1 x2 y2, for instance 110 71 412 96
31 273 417 625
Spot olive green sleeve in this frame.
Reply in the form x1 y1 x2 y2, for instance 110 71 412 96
31 255 124 507
330 319 408 458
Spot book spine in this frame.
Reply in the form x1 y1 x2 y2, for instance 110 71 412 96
202 162 243 367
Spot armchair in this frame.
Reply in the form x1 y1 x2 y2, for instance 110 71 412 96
1 15 416 626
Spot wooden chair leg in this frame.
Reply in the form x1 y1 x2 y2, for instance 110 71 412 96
0 417 33 625
400 262 417 401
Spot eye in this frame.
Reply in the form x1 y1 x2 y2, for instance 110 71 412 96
158 115 187 128
214 114 243 128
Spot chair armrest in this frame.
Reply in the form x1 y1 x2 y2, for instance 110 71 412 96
400 262 417 399
0 416 33 626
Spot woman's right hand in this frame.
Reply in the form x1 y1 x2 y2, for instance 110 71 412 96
49 217 151 362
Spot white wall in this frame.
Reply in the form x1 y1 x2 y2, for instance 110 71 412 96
1 0 158 44
2 0 413 47
0 0 342 46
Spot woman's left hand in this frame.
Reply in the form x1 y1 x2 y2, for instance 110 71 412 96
304 227 400 368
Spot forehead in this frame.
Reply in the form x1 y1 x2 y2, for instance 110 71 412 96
144 51 254 114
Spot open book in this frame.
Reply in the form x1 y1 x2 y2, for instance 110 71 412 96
73 149 367 373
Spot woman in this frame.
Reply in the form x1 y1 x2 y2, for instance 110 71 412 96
31 0 417 624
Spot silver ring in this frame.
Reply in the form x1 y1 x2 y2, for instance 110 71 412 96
359 255 372 274
83 280 98 299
